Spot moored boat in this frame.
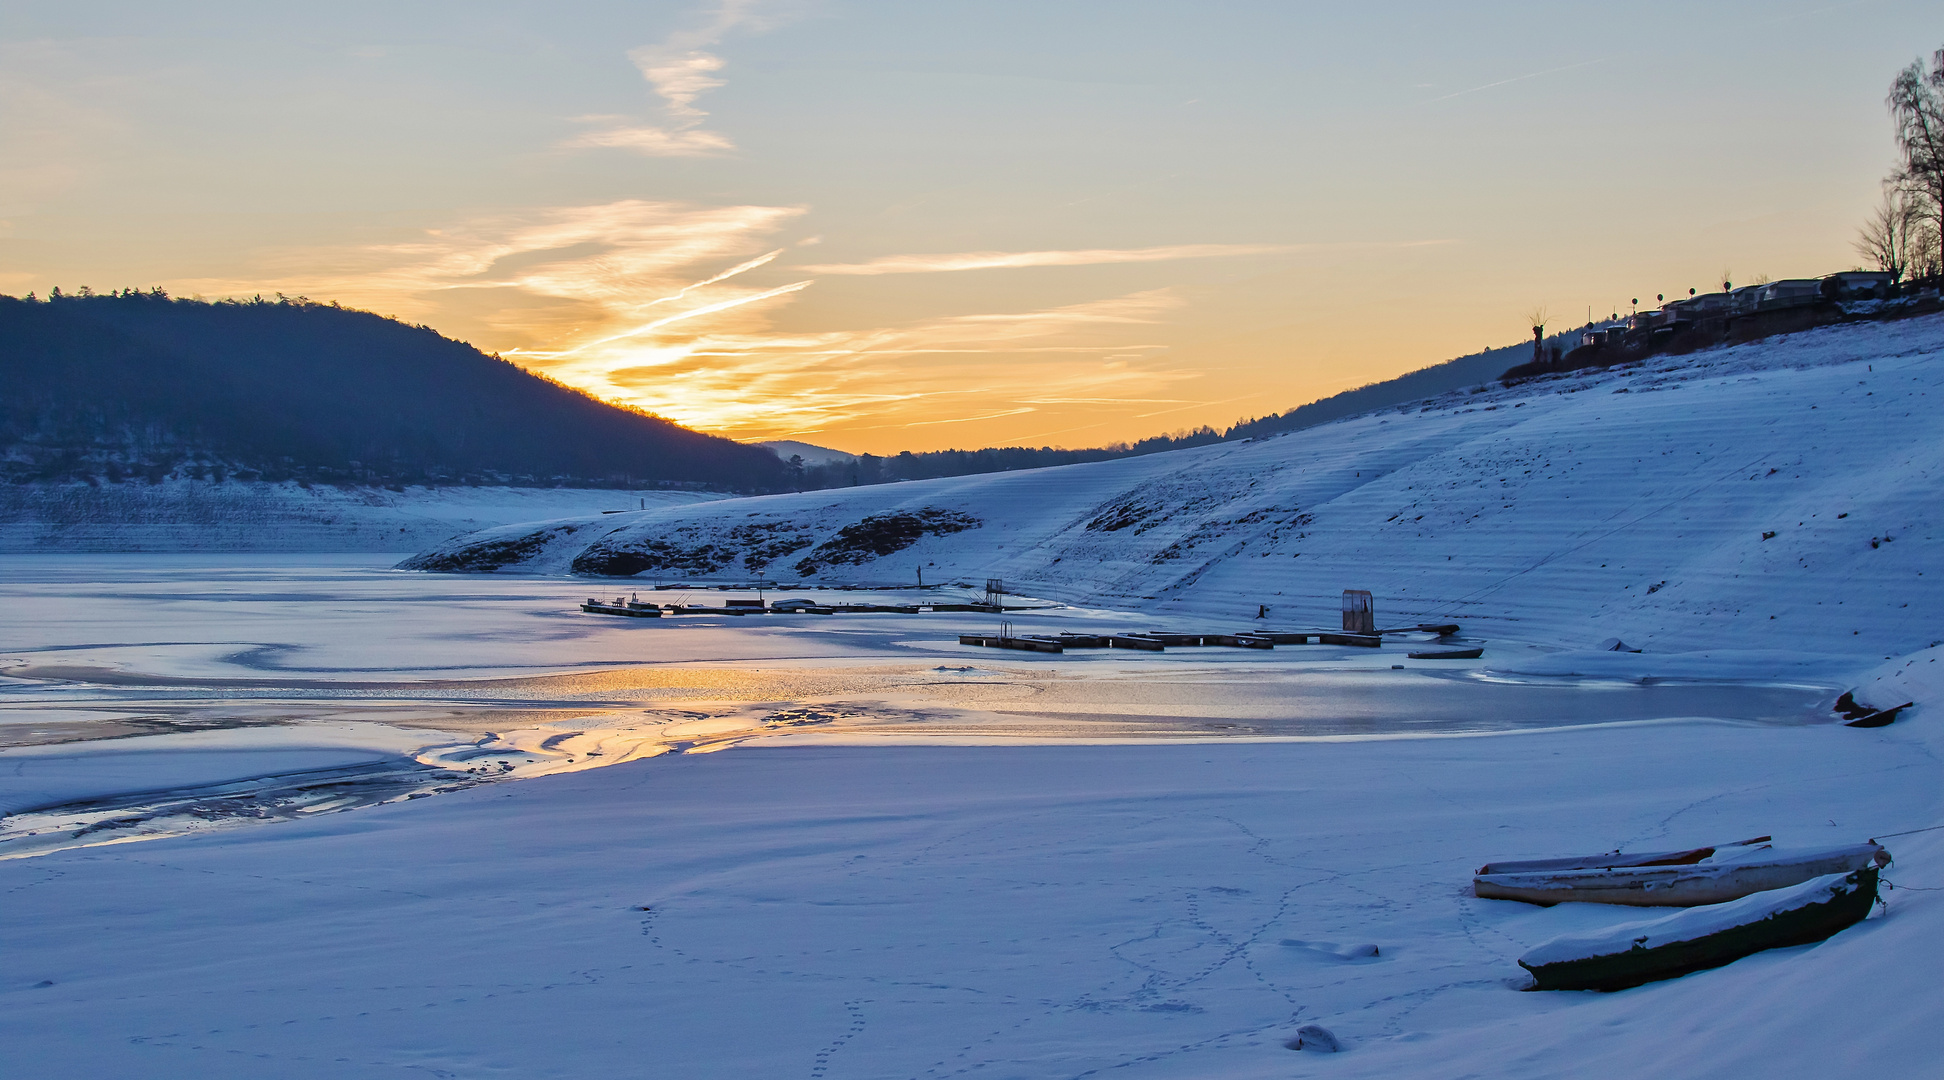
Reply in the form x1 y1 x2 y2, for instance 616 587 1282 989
581 595 663 618
1519 867 1880 991
1475 840 1887 907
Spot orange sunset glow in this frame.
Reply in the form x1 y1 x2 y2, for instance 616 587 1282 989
3 2 1929 453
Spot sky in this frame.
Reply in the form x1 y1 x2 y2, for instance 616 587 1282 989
1 2 1938 454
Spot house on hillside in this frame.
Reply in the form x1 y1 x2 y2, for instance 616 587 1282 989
1579 320 1632 348
1728 284 1767 315
1822 271 1896 301
1753 279 1824 312
1663 292 1732 322
1506 265 1937 386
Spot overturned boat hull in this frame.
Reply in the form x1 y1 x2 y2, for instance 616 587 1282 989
1520 868 1878 991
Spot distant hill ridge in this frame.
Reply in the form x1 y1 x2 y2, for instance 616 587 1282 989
2 287 1562 495
775 338 1558 488
0 291 784 490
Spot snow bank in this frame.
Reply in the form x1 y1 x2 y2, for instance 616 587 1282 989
1851 643 1944 715
4 727 1939 1079
408 314 1944 657
0 480 727 553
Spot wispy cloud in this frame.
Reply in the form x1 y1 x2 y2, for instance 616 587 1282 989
561 123 734 156
630 46 725 125
577 288 1201 438
565 1 767 157
166 200 1253 447
800 243 1292 275
171 198 808 351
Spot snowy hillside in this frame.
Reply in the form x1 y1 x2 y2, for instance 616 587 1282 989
407 314 1944 657
0 482 727 553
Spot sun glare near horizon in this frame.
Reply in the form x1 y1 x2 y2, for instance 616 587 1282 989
0 2 1931 453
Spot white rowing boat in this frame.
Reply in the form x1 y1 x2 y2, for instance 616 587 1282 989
1475 839 1888 907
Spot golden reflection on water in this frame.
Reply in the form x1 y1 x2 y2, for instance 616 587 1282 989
482 663 1019 700
0 659 1828 754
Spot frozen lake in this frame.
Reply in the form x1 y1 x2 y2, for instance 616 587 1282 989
0 555 1843 858
2 556 1939 1078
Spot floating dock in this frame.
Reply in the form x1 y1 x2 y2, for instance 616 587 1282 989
580 595 1475 661
956 625 1470 656
957 634 1065 653
586 599 1026 618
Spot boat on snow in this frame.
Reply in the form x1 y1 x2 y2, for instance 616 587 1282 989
1519 867 1880 991
1474 838 1887 907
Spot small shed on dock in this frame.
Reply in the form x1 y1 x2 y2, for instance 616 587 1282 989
1342 590 1375 635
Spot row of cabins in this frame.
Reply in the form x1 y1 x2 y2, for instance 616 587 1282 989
1579 271 1897 348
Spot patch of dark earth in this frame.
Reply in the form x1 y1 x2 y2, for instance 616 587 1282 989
794 509 980 575
571 521 813 577
401 523 593 573
761 706 868 727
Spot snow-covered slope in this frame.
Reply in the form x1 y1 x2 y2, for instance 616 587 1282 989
0 481 728 553
408 315 1944 657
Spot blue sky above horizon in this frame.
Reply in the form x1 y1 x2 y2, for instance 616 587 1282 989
1 1 1937 452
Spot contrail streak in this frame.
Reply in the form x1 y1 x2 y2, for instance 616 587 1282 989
1423 58 1605 104
646 249 784 307
599 280 815 344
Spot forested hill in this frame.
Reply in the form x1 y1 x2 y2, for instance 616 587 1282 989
0 291 784 490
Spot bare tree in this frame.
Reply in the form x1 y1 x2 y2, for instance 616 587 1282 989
1525 307 1547 366
1857 185 1935 281
1886 47 1944 279
1917 222 1944 282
